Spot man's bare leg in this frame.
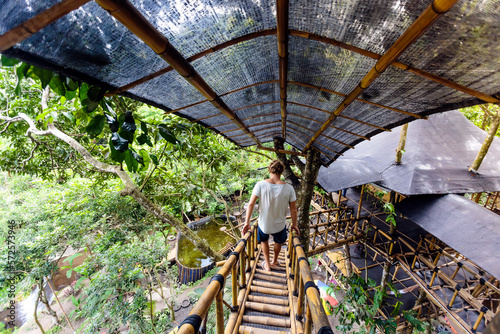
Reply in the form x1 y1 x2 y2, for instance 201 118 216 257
261 240 271 271
271 242 282 266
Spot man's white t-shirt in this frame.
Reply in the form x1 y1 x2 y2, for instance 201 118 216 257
251 180 296 234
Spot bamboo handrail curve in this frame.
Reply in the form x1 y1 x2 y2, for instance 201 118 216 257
304 0 458 152
177 221 258 334
291 231 334 333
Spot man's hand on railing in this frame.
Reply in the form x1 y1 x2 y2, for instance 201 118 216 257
291 224 300 236
242 223 251 236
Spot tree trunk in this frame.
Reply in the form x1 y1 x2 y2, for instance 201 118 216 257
470 115 500 173
296 148 322 252
273 137 301 191
34 282 45 334
40 279 59 326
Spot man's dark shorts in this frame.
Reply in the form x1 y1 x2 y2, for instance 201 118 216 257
257 226 287 244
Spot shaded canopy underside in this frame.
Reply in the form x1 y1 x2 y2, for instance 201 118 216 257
1 0 500 164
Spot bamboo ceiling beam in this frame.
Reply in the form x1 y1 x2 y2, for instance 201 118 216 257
242 113 279 122
0 0 91 53
194 113 222 122
106 30 278 96
289 31 500 104
331 125 370 141
257 145 305 157
288 113 355 149
289 81 424 119
165 100 207 115
304 0 458 152
286 130 338 159
277 0 289 139
233 101 278 112
96 0 261 147
288 102 390 132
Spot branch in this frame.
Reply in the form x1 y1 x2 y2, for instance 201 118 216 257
290 154 305 174
20 133 41 167
480 104 496 118
0 116 22 134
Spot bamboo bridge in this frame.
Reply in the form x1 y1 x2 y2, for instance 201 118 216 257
176 188 499 333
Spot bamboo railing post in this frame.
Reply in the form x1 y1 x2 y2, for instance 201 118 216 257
293 254 300 295
305 301 312 334
297 277 305 321
232 265 238 309
240 250 246 288
216 289 224 334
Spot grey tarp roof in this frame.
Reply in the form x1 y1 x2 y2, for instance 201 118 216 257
397 194 500 280
1 1 500 164
316 110 500 195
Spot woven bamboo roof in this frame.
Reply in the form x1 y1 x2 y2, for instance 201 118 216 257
1 0 499 164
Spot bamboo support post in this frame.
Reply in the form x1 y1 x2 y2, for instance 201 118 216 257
304 0 458 151
216 290 224 334
240 250 246 288
448 286 460 308
304 302 312 334
296 276 305 320
232 265 238 308
395 124 409 164
473 307 488 331
277 0 289 138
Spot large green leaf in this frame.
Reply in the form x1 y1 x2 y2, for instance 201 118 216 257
65 89 77 100
64 77 78 91
122 111 136 133
14 63 31 96
119 129 134 143
124 150 139 172
49 75 66 96
32 67 53 89
111 132 129 152
105 113 119 132
1 55 20 67
82 98 100 113
136 133 152 146
149 154 158 165
158 125 177 144
85 115 105 138
109 136 126 163
131 150 144 166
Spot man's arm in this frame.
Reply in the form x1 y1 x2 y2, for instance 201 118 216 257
242 194 258 235
289 200 300 236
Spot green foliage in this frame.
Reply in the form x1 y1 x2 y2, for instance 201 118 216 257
330 274 426 334
460 105 500 137
383 202 396 226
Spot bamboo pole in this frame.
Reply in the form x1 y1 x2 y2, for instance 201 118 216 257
245 301 290 315
106 33 278 96
256 145 306 157
469 113 500 172
304 0 458 152
177 222 256 334
247 295 289 305
0 0 91 53
96 0 261 147
292 233 332 330
289 102 393 130
216 290 224 334
242 315 291 328
289 30 500 104
277 0 289 139
252 280 286 290
395 123 409 164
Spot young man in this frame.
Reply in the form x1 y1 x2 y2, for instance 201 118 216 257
242 160 300 271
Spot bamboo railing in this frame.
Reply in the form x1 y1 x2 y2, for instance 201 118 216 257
177 213 335 333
